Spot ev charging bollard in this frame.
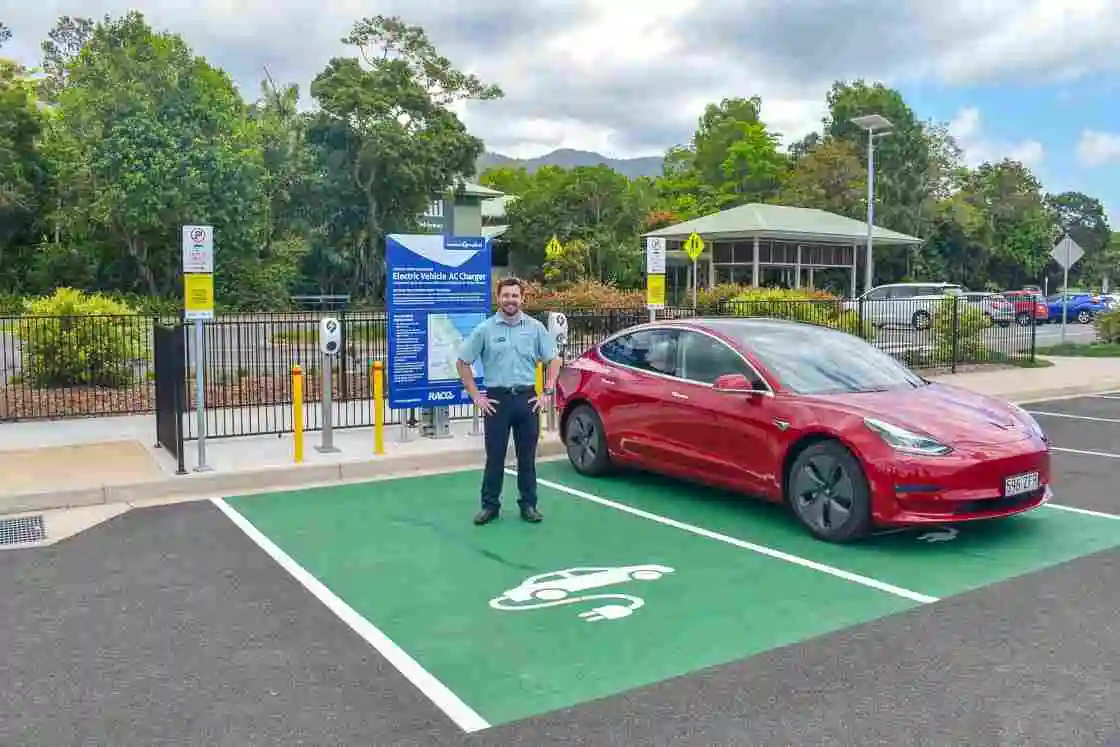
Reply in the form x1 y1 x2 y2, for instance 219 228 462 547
292 364 304 463
317 317 341 454
371 359 385 455
545 311 568 432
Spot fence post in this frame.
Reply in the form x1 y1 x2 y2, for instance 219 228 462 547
950 296 960 373
1029 308 1037 363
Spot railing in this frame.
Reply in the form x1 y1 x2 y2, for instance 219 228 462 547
0 297 1040 431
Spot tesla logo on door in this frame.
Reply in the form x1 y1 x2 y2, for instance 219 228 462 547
488 564 675 622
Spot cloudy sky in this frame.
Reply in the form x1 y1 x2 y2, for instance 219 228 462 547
4 0 1119 221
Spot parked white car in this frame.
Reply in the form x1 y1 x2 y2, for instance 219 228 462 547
843 282 964 329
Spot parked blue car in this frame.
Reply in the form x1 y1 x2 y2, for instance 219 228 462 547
1044 293 1109 323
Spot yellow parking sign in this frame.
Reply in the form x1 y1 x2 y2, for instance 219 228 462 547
646 273 665 308
184 273 214 320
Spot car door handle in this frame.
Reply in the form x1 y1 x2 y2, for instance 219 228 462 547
671 391 689 400
601 377 616 385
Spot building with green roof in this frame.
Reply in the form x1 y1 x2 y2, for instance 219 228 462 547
642 202 923 300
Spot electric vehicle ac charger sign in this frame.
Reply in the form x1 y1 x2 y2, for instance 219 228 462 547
489 564 675 623
385 233 492 409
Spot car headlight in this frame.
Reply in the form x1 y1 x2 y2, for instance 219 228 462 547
863 417 953 455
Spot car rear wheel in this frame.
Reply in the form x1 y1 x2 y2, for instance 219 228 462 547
1077 310 1092 324
564 404 611 476
911 310 931 330
1015 312 1032 326
786 440 872 543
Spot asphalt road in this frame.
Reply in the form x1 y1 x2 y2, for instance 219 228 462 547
1 392 1118 745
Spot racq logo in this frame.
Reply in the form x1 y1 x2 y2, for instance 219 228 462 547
428 390 455 401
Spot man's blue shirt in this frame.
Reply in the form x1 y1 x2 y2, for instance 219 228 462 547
457 312 556 388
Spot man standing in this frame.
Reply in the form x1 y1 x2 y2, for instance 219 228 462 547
456 277 560 525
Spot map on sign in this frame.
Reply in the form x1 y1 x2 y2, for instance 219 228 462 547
427 312 484 381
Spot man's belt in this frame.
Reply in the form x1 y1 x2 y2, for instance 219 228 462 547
486 385 535 395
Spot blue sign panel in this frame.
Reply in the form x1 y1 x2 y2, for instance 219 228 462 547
385 234 492 409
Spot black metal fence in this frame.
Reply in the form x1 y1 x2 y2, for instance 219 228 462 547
0 296 1044 435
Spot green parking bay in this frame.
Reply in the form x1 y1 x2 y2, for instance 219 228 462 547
222 464 1120 730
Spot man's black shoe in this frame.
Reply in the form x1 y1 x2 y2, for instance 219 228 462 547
520 506 543 523
474 507 500 525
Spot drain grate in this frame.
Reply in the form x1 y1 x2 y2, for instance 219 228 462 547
0 515 46 546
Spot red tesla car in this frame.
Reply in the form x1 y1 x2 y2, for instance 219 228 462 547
555 317 1052 543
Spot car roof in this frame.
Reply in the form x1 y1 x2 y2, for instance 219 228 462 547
639 316 842 336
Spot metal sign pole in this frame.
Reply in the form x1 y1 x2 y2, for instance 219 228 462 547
1060 263 1069 346
193 318 209 472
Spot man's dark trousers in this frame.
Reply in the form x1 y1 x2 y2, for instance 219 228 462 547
480 386 539 511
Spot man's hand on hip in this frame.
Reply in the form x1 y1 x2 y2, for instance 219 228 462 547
473 393 496 415
531 393 552 413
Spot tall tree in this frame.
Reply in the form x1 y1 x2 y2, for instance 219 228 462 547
309 15 502 298
45 11 268 297
0 56 48 288
774 137 866 219
0 22 11 48
1045 191 1112 286
823 80 933 238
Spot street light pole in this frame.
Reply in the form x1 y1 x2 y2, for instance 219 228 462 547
850 114 894 294
865 126 875 295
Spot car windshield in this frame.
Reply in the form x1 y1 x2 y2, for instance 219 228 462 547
710 321 926 395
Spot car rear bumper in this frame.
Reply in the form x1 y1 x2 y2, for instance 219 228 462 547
867 442 1051 525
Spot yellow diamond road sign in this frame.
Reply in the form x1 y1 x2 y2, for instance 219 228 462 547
683 232 704 261
545 236 563 260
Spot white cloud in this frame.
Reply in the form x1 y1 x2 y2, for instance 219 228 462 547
1076 131 1120 167
948 107 1045 168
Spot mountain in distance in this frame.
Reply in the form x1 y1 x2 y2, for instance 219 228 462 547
474 148 665 180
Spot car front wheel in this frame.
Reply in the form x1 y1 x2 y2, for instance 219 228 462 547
786 440 873 542
564 403 612 476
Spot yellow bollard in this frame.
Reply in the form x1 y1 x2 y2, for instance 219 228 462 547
292 364 304 464
535 361 544 441
372 359 385 455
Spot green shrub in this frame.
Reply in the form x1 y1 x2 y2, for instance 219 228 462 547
929 296 988 360
20 288 149 388
1095 309 1120 343
521 279 646 310
724 287 872 338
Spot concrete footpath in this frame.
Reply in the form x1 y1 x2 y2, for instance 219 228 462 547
1 354 1118 541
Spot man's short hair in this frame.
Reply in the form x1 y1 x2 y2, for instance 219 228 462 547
496 276 524 294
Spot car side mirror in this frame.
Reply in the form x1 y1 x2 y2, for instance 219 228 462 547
713 373 756 392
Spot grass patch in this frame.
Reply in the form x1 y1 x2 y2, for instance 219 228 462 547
1036 342 1120 357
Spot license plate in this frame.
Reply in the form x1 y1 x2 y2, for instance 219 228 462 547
1004 471 1040 496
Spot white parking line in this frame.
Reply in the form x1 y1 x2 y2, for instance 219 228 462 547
1093 394 1120 400
1044 503 1120 521
210 498 491 733
1028 410 1120 423
1050 446 1120 459
510 469 939 605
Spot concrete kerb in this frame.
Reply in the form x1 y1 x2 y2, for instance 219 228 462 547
0 432 567 518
